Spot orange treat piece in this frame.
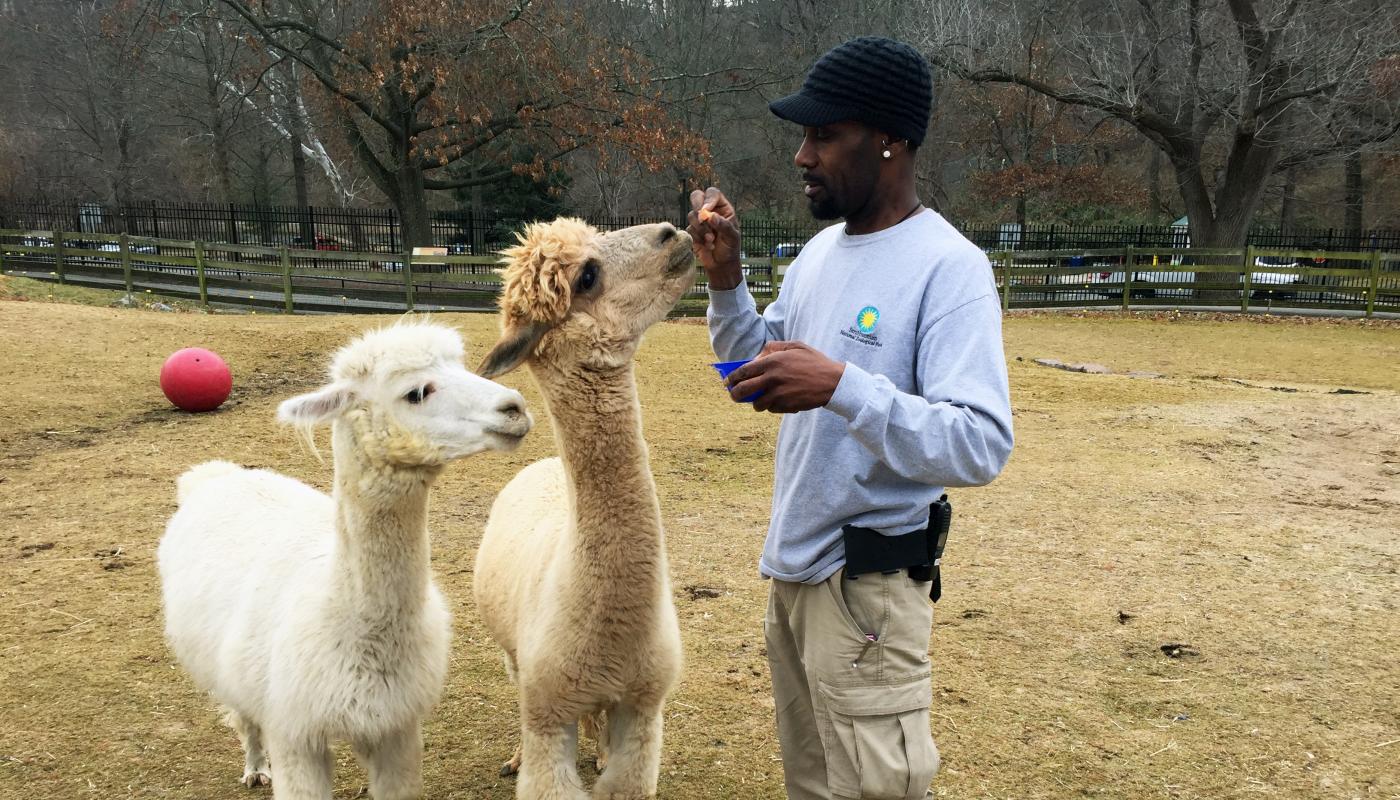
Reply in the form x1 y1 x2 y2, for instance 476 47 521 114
698 208 714 223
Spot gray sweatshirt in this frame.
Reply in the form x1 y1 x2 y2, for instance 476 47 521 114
708 209 1014 584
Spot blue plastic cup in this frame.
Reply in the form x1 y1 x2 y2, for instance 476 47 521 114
712 359 763 403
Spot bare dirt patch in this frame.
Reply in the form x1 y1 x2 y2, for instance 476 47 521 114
1 302 1397 798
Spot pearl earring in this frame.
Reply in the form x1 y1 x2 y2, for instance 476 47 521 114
882 149 892 159
882 140 892 159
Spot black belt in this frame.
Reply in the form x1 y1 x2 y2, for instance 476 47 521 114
841 495 952 602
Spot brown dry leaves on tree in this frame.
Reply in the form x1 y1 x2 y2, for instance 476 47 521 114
210 0 711 241
291 0 706 184
953 82 1146 218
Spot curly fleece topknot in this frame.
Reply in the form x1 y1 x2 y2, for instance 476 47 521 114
498 217 598 326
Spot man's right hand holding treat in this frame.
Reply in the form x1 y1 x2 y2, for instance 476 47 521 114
687 187 744 291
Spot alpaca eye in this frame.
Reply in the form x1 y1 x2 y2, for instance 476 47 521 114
577 261 599 293
403 385 434 404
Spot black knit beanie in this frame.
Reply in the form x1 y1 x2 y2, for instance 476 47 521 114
769 36 933 147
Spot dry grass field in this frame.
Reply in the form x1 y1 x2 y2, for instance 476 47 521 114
1 282 1397 799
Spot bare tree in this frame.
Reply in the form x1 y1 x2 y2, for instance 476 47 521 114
914 0 1400 249
216 0 708 244
141 0 264 203
579 0 794 218
10 0 165 208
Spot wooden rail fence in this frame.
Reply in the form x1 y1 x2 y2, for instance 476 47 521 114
2 229 1396 317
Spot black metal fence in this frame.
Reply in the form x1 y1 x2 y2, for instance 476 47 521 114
2 198 1396 257
5 228 1396 317
958 223 1400 253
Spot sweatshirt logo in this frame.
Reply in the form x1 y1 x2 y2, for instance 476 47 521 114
856 306 880 334
841 305 883 348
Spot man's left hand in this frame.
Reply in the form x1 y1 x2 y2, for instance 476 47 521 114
726 341 845 413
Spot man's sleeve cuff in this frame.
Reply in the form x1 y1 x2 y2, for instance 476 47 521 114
825 362 876 420
707 278 753 315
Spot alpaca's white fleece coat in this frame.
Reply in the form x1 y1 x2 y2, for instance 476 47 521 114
155 321 534 798
160 460 451 747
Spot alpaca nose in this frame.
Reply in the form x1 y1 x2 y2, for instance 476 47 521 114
494 394 532 435
498 398 525 418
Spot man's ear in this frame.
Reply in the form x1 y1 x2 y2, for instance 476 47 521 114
277 382 354 428
477 321 550 379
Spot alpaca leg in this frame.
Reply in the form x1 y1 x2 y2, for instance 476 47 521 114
499 743 523 777
590 703 662 800
499 652 523 777
223 708 272 788
354 725 423 800
581 712 608 774
267 736 333 800
516 721 587 800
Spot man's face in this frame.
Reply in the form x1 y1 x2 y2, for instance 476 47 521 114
794 121 882 221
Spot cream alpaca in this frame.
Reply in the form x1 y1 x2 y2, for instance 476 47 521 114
474 218 694 800
158 321 531 800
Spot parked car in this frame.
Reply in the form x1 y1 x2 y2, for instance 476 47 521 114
95 242 157 255
290 234 342 251
1076 267 1197 299
10 236 155 269
1250 255 1317 300
772 242 803 259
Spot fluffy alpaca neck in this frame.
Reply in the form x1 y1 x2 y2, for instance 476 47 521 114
326 422 437 621
532 360 665 587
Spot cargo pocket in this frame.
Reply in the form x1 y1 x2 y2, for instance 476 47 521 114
818 674 939 800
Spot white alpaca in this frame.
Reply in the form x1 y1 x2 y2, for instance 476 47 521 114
158 321 532 800
473 218 695 800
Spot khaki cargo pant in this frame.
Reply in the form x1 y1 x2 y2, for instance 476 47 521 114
765 569 939 800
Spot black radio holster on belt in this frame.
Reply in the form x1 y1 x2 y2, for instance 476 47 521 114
841 495 952 602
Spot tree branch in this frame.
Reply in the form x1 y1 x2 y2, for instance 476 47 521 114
216 0 404 138
932 58 1189 146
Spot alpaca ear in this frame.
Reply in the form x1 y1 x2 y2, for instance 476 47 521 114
498 218 595 325
477 321 549 379
277 382 354 428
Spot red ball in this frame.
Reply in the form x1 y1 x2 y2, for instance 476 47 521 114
160 348 232 412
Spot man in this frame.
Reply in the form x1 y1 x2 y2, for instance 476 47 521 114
686 37 1014 800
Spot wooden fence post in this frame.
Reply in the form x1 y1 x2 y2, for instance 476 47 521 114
1121 246 1134 311
1241 245 1255 313
1000 251 1012 311
195 240 208 307
120 233 133 294
280 246 294 314
403 245 415 311
54 229 66 284
1366 249 1382 318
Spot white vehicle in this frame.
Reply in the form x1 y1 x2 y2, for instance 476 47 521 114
1075 263 1197 299
1249 256 1320 299
1086 257 1320 300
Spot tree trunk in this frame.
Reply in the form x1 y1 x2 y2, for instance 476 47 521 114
1148 148 1165 223
469 170 485 255
284 61 313 245
251 145 275 243
1170 151 1253 301
396 165 433 248
200 14 234 204
113 117 135 210
1344 152 1363 249
1279 164 1298 229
